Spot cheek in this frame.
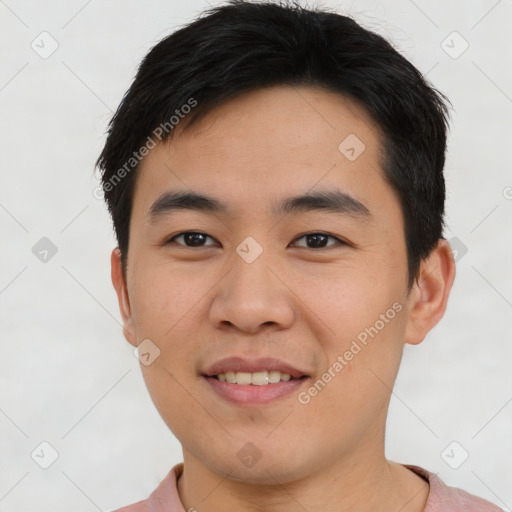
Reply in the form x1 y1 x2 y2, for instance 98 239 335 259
128 266 211 435
128 262 220 394
288 257 404 339
292 265 407 409
129 262 207 339
296 313 405 452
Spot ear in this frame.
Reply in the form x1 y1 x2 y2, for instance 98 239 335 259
111 248 137 347
404 239 456 345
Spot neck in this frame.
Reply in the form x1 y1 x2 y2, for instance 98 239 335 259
177 444 429 512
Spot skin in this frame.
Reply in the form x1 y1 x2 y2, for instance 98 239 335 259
111 85 455 512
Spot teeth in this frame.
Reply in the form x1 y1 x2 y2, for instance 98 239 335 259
268 370 282 384
236 372 252 385
225 372 236 383
215 370 294 385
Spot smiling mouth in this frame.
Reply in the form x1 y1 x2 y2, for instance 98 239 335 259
203 373 310 405
211 370 307 385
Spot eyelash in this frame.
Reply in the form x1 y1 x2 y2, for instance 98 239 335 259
164 231 347 250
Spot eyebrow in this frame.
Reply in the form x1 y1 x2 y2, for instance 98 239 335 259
148 189 371 221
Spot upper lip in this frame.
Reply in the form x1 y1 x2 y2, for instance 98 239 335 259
202 356 310 379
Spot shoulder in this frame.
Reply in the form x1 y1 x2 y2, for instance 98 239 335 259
405 465 504 512
110 499 148 512
109 463 185 512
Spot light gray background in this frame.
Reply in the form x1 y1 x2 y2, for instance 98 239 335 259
1 0 511 510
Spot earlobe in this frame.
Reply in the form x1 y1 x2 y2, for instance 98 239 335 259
404 239 456 345
111 248 138 347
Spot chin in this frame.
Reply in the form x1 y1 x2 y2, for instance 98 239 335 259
201 447 315 485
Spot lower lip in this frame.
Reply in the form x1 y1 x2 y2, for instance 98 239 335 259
203 376 309 405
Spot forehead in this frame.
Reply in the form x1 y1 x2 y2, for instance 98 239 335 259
133 85 393 218
170 85 382 165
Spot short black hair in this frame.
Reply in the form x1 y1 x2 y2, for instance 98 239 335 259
96 0 450 287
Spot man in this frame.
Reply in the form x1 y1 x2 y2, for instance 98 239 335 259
97 1 503 510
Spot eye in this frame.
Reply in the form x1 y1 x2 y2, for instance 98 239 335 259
165 231 347 250
290 232 345 249
165 232 218 247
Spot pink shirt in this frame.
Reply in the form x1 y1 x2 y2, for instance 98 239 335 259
112 462 503 512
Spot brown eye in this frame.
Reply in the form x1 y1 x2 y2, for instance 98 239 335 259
166 232 217 247
291 233 344 249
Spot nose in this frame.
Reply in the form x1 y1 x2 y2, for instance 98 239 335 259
208 246 296 334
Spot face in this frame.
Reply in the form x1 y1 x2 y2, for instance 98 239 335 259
112 85 452 484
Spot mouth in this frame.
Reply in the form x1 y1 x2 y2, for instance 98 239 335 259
201 356 311 405
209 370 306 385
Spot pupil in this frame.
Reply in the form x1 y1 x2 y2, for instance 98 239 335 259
307 234 327 248
186 233 205 246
